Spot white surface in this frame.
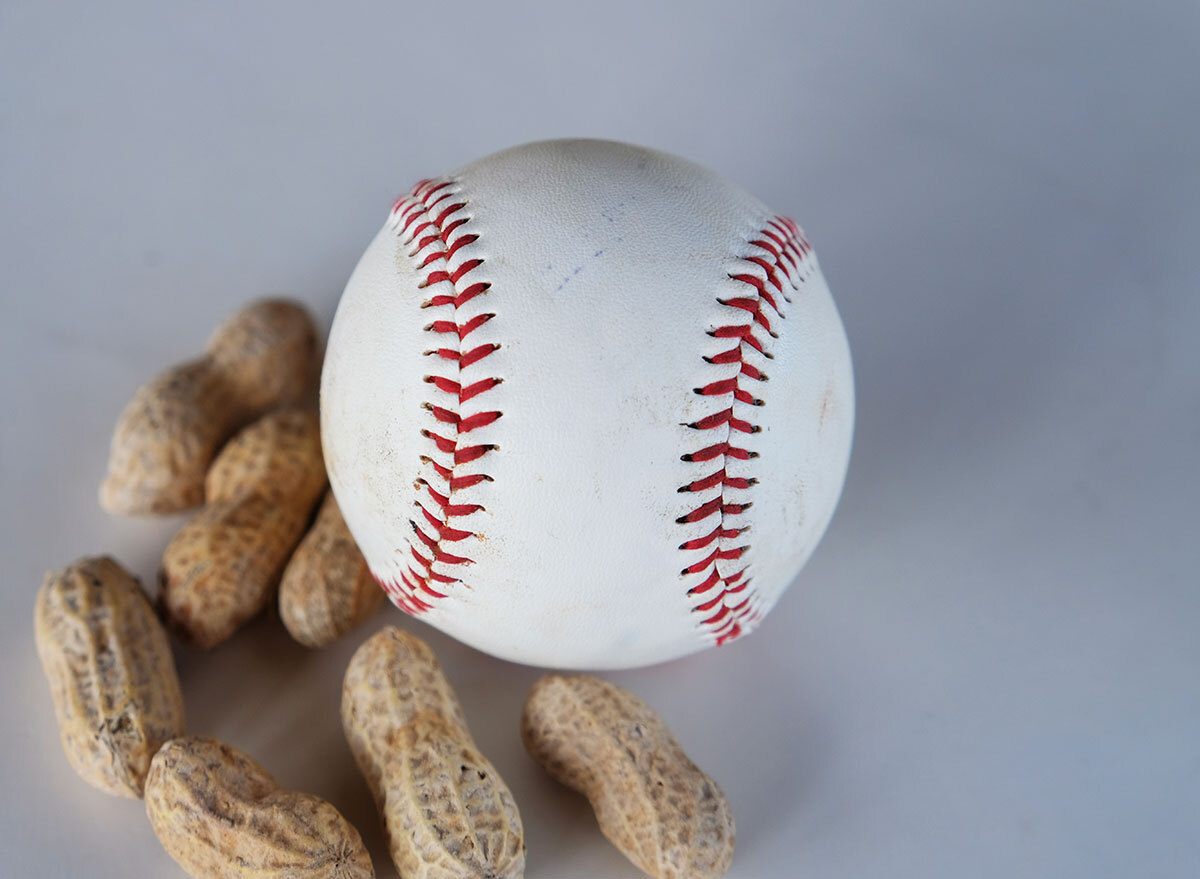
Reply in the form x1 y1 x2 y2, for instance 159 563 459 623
2 1 1197 877
322 139 853 668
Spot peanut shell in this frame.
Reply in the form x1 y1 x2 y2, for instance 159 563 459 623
279 492 384 648
342 627 473 743
160 407 327 648
521 674 735 879
100 299 318 515
145 735 373 879
342 628 524 879
34 556 185 797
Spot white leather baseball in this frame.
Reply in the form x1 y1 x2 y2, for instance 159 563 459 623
321 139 853 669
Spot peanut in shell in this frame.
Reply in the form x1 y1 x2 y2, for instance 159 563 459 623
279 492 384 648
160 406 327 648
342 627 525 879
100 299 318 515
521 674 735 879
34 555 185 797
145 735 374 879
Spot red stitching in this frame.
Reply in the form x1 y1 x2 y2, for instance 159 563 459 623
679 216 810 646
381 179 501 615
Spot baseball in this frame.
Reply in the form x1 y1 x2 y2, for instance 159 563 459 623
321 139 854 669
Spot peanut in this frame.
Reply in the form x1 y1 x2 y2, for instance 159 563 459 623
160 407 327 648
33 556 185 797
342 627 525 879
100 299 318 515
521 674 735 879
145 735 374 879
279 492 384 648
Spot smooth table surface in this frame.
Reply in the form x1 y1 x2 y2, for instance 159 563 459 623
2 2 1198 877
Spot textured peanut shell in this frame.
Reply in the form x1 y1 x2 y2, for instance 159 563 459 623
521 675 735 879
279 492 384 648
160 407 327 648
342 627 474 744
33 556 185 797
342 628 524 879
100 299 318 515
146 736 373 879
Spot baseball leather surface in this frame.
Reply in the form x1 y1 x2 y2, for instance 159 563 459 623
321 139 853 668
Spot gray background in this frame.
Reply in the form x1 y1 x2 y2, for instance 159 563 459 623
2 1 1197 877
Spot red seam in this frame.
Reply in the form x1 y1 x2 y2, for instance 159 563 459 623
382 179 501 615
679 216 810 646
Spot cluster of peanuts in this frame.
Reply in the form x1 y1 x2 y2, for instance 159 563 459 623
34 299 736 879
